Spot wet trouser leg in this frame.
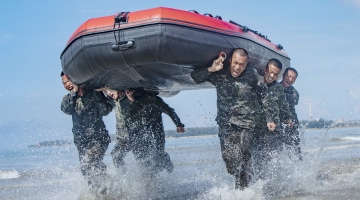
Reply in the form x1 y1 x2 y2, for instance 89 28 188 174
218 125 254 189
131 131 158 176
75 135 110 190
154 131 174 173
284 127 302 160
251 125 268 181
111 137 131 168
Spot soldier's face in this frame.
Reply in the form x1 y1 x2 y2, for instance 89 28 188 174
105 89 123 99
229 54 248 78
61 75 74 91
282 70 297 88
264 64 281 84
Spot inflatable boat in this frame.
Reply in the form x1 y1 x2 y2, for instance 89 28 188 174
60 7 290 95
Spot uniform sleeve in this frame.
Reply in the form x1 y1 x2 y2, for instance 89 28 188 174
294 90 299 105
292 89 300 126
60 93 76 115
94 91 113 116
154 96 184 127
191 68 214 84
278 86 293 121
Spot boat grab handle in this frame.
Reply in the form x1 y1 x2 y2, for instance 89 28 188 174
111 41 134 51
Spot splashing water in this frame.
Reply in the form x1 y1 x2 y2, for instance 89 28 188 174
1 127 360 199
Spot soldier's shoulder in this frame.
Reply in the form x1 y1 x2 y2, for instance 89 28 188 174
274 81 283 89
245 67 257 74
289 86 299 94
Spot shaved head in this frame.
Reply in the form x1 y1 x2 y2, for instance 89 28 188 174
232 48 249 59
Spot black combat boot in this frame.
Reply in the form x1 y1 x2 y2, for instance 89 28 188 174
235 173 249 190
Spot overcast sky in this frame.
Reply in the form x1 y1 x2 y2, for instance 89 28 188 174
0 0 359 149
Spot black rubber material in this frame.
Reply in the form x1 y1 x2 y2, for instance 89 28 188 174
61 23 290 92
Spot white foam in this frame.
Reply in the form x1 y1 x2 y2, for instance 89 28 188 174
341 136 360 141
0 169 21 179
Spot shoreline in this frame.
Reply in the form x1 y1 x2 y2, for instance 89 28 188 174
304 125 360 130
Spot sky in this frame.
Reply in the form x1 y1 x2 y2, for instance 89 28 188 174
0 0 359 149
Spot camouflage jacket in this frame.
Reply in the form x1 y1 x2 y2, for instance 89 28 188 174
61 90 112 144
141 95 184 133
120 92 184 136
280 83 299 124
191 66 273 129
265 81 293 129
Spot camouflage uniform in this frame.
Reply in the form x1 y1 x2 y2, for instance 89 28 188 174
120 91 184 175
61 90 112 190
252 80 293 179
191 66 272 187
280 83 302 157
141 94 184 173
108 96 130 169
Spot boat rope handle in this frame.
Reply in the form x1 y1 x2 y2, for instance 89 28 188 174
112 12 135 51
113 12 129 45
229 20 273 43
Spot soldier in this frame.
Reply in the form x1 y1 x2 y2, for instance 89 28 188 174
280 68 302 159
252 59 294 179
191 49 275 190
104 88 185 176
137 90 185 174
60 72 113 194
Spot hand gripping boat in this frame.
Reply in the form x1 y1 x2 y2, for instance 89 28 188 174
60 7 290 95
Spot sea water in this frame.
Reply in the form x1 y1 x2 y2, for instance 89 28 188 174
1 127 360 199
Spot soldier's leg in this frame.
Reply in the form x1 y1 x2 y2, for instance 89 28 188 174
80 135 110 192
284 127 302 160
87 138 110 188
290 129 302 160
154 131 174 173
218 126 254 190
251 125 268 180
132 131 158 176
111 137 130 168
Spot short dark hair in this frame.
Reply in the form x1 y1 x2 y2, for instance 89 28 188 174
60 71 65 77
266 59 282 70
232 48 248 58
283 67 298 78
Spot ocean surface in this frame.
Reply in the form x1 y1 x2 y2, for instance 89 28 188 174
1 127 360 200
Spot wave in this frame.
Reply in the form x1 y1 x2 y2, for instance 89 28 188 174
306 144 360 153
0 169 21 179
331 136 360 141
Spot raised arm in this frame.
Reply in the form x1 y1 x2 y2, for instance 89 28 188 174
191 53 225 84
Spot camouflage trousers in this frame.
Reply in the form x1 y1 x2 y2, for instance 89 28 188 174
111 136 131 168
218 124 254 182
252 127 284 180
128 129 172 176
75 134 110 190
